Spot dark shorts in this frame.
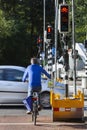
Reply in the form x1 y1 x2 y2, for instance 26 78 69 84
28 86 41 96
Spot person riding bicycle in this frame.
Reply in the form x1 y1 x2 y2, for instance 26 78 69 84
22 57 51 114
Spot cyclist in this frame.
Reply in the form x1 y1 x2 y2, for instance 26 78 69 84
22 57 51 114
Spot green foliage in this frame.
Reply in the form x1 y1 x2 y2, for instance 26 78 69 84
0 0 86 66
74 0 87 42
0 9 15 37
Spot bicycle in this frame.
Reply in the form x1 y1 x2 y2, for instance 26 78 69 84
31 91 40 125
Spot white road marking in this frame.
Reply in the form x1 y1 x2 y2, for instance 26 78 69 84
0 122 85 126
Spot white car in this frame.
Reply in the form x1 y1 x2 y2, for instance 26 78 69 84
0 65 51 108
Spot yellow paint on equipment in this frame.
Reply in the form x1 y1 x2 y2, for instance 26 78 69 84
50 90 84 122
56 78 63 82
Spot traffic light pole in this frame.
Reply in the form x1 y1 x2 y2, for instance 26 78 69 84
54 0 58 80
43 0 46 67
46 24 53 77
59 1 69 97
72 0 77 95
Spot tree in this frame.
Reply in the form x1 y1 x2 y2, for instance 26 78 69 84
0 0 86 66
75 0 87 42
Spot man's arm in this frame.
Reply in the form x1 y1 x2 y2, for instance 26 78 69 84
42 68 51 79
22 68 28 82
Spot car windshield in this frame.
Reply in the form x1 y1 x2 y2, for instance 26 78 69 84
0 68 24 82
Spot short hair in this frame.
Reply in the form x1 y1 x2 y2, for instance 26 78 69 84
30 58 39 64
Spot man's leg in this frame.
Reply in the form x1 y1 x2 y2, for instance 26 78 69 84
26 87 32 114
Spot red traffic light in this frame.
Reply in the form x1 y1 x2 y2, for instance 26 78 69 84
61 6 68 13
47 27 52 33
47 26 52 33
37 39 41 43
47 25 53 40
59 4 69 33
37 36 42 44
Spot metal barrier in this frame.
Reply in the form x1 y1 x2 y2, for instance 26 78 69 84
50 89 84 122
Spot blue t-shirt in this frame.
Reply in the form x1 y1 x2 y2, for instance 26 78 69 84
22 64 51 88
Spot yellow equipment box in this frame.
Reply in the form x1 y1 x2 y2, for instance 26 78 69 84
50 90 84 122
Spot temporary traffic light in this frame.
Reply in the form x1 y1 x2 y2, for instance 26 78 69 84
47 25 53 40
59 4 69 33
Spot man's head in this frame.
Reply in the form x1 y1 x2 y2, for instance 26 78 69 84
30 58 39 65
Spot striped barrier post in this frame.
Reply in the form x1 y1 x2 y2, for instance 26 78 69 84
47 45 53 75
63 47 69 98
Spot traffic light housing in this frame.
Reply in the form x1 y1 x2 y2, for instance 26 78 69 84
37 36 42 44
59 4 69 33
47 25 53 40
37 36 43 51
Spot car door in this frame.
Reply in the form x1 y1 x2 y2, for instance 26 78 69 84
0 68 28 104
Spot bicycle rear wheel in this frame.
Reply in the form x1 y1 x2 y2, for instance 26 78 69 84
32 113 34 121
32 102 37 125
33 111 37 125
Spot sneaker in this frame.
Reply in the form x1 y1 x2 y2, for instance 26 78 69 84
26 110 31 114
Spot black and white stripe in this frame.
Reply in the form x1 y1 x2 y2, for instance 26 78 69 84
64 72 69 97
47 46 52 75
63 45 69 98
40 53 43 66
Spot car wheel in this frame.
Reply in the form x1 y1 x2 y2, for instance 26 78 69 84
40 91 51 108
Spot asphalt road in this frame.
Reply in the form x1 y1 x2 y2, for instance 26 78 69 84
0 106 51 116
0 102 87 130
0 100 87 117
